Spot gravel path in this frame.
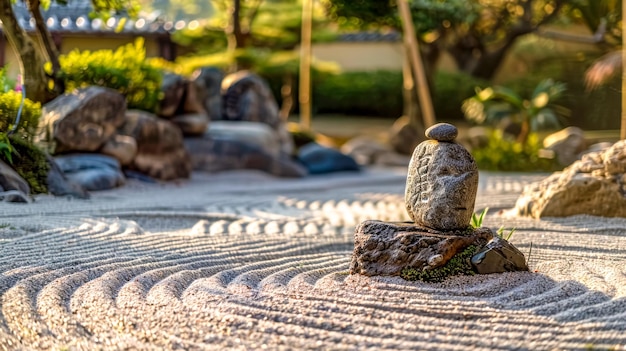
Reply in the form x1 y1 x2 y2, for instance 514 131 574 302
1 168 625 350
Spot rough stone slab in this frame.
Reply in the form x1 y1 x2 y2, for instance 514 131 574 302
514 139 626 218
350 220 493 276
39 86 126 153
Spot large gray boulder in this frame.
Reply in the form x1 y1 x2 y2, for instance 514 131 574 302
405 123 479 230
206 121 283 157
184 137 307 178
119 110 191 180
38 86 127 153
221 71 294 155
514 139 626 218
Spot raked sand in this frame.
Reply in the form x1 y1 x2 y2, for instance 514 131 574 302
1 168 626 350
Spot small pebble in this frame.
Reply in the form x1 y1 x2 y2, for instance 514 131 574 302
425 123 458 142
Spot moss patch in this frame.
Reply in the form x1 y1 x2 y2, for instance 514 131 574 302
1 136 50 194
400 245 479 283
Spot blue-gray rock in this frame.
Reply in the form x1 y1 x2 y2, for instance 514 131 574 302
297 142 360 175
46 155 90 199
471 236 529 274
54 154 125 191
425 123 458 142
0 159 30 202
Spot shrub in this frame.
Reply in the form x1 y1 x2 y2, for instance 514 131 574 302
0 66 16 93
0 135 49 194
471 130 560 172
58 38 163 113
0 91 42 139
312 70 403 117
463 79 568 145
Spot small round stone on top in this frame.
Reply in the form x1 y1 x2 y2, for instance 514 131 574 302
425 123 458 142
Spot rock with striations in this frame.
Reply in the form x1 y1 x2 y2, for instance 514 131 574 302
38 86 126 153
405 123 479 230
514 139 626 218
0 159 30 202
221 71 294 155
54 154 125 191
191 67 224 120
119 110 192 180
184 137 307 178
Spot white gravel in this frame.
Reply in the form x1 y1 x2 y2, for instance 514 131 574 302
0 169 625 350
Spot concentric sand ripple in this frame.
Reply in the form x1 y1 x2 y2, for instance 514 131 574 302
1 170 625 350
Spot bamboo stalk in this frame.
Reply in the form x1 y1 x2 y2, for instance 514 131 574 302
299 0 313 129
622 0 626 139
397 0 436 128
619 0 626 139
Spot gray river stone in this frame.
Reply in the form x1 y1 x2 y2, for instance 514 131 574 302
425 123 458 142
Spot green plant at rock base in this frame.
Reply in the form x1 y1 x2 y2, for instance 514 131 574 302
497 226 516 241
471 208 516 241
0 136 50 194
0 133 15 164
400 245 478 283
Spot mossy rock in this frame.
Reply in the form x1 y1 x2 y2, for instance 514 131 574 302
400 245 479 283
1 136 50 194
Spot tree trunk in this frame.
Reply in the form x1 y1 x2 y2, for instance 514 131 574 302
227 0 247 51
27 0 64 96
0 0 52 103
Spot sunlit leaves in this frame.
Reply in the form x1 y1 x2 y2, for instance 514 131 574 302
58 38 163 112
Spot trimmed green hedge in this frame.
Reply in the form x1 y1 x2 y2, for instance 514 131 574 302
312 70 404 117
58 38 163 113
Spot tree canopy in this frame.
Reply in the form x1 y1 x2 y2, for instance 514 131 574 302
323 0 569 80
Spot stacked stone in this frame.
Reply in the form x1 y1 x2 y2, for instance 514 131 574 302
351 123 528 281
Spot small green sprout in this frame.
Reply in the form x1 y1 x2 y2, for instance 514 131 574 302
496 226 516 241
471 208 516 241
471 207 489 228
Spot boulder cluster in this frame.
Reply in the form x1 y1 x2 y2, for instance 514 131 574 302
0 69 361 201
